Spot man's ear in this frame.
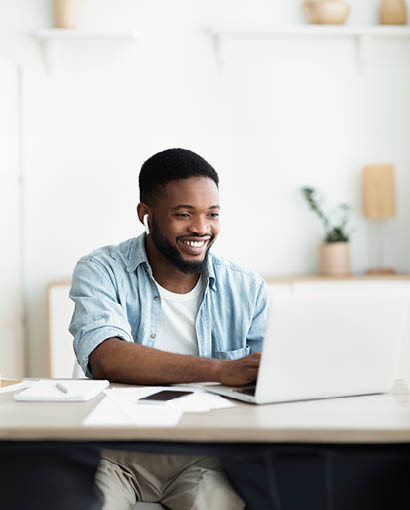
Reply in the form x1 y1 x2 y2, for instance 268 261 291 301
137 203 151 235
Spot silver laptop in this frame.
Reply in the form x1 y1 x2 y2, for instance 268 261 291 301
201 289 410 404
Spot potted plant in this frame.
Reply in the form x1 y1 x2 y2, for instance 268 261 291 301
301 187 353 276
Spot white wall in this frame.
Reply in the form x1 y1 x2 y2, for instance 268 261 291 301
0 59 24 377
0 0 409 376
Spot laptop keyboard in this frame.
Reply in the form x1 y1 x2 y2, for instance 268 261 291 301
236 384 256 396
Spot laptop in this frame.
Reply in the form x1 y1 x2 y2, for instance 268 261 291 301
201 289 410 404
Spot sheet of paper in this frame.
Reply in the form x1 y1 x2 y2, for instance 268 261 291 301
106 386 235 413
84 390 183 427
104 389 183 426
83 394 183 427
83 386 234 428
83 396 135 426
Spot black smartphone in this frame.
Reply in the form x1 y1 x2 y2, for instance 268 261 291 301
138 390 193 404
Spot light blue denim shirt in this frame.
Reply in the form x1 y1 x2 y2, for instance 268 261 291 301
69 233 269 378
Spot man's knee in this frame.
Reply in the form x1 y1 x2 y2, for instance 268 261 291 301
195 468 245 510
162 464 245 510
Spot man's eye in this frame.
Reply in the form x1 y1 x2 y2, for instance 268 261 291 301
176 213 190 218
209 213 220 218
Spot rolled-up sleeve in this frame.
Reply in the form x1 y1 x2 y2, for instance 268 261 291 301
246 279 269 354
69 258 133 378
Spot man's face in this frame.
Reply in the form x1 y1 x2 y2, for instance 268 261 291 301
150 176 220 274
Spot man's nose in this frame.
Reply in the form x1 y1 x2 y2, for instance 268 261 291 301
188 217 211 235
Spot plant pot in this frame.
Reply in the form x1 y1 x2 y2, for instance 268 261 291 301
319 242 350 276
303 0 350 25
379 0 407 25
53 0 82 29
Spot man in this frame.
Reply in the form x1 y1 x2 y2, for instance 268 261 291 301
69 148 268 509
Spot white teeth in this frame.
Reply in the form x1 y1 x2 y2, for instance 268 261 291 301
183 240 205 248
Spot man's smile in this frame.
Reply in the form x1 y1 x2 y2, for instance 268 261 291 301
177 237 211 256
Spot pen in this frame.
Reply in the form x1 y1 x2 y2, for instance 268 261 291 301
55 382 69 394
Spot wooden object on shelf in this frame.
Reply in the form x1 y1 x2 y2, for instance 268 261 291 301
367 267 396 275
363 164 396 219
380 0 407 25
53 0 82 29
362 164 396 275
303 0 350 25
319 242 350 277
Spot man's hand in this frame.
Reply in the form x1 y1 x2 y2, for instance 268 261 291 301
218 352 261 387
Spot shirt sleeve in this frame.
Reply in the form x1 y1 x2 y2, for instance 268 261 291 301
246 278 269 354
69 258 133 378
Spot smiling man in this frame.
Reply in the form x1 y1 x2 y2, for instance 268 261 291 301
69 148 268 510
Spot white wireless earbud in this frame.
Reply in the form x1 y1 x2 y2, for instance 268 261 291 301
143 214 150 235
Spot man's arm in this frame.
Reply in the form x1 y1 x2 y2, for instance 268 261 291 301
246 278 269 353
90 337 260 386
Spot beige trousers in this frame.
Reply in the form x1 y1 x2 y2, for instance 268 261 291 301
94 450 245 510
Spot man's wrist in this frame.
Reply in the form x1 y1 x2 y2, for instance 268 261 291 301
207 358 223 383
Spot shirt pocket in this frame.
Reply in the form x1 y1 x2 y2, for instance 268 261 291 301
214 346 250 360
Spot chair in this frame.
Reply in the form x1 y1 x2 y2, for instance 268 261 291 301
72 360 86 378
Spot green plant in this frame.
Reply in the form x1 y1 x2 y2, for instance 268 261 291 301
301 187 352 243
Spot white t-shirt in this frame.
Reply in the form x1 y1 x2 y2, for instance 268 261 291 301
153 276 204 356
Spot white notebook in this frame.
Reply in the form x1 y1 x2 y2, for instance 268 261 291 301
14 379 109 402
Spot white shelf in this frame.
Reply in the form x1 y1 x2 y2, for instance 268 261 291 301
209 25 410 37
33 29 138 74
35 28 138 42
208 25 410 69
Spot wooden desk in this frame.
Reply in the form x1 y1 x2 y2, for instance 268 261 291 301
2 380 410 444
2 381 410 510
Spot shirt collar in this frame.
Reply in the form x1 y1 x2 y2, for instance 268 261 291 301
126 233 149 273
126 232 217 291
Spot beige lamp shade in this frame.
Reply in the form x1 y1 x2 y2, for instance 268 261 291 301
362 164 396 219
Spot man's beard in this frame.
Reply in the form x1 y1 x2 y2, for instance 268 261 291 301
150 217 212 274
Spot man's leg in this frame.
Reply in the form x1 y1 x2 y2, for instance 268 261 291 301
95 450 141 510
95 450 245 510
160 456 245 510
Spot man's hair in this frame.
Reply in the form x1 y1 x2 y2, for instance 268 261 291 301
139 148 219 204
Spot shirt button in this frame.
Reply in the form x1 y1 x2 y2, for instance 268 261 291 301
153 296 159 301
151 333 156 339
